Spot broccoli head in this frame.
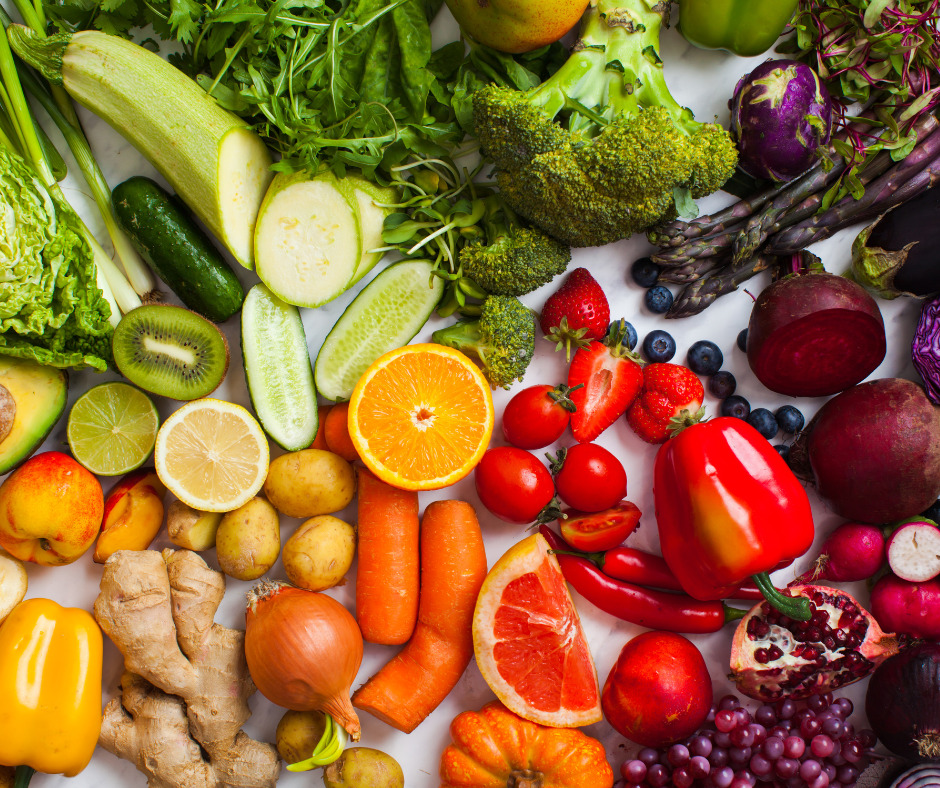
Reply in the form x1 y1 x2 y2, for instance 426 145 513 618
431 295 535 389
458 196 571 296
472 0 738 248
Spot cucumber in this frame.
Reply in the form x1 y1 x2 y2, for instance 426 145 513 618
315 259 445 401
113 177 245 323
241 284 319 451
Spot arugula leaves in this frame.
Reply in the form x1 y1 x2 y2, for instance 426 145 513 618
44 0 564 176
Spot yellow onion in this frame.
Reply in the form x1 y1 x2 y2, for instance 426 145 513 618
246 580 363 740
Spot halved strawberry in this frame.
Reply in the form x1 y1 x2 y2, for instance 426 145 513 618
567 321 644 443
626 363 705 444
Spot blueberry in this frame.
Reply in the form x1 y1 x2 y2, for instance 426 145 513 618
631 256 661 288
643 330 677 363
686 340 724 376
720 395 751 419
747 407 779 439
775 405 805 434
774 444 791 462
645 285 674 314
707 370 737 399
736 328 749 352
607 319 638 351
922 498 940 523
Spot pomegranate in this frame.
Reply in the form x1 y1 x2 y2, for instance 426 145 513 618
729 584 899 701
602 631 712 748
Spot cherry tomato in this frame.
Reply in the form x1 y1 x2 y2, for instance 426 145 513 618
552 443 626 513
501 383 578 450
474 447 555 524
560 500 642 551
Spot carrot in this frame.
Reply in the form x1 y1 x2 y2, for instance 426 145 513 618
355 468 420 645
309 405 332 450
352 499 487 733
324 402 359 462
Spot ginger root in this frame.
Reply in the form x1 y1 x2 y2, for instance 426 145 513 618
94 549 280 788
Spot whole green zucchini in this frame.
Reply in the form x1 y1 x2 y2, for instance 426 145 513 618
113 177 244 322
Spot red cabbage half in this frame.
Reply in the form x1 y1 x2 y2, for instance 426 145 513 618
913 295 940 404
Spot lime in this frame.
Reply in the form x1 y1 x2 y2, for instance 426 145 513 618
315 259 444 402
67 382 159 476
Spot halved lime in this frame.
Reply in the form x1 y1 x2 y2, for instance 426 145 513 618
315 259 444 401
67 382 159 475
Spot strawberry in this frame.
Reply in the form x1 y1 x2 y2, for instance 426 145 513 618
567 321 644 443
540 268 610 361
626 363 705 444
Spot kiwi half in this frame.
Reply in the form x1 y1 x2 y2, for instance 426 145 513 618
112 304 230 400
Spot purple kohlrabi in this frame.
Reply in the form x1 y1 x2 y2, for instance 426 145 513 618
730 58 833 182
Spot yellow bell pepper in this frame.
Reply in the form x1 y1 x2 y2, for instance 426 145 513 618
0 599 103 782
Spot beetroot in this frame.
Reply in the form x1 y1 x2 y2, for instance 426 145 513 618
870 573 940 639
789 378 940 523
796 521 886 583
746 271 886 396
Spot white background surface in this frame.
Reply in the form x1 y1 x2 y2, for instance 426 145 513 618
9 6 925 787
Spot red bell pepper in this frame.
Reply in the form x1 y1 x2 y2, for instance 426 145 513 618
654 416 814 620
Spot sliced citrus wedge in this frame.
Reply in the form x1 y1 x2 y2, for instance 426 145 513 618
472 533 602 727
348 343 494 491
154 398 269 512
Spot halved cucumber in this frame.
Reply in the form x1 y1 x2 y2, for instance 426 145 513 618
241 284 318 450
315 259 444 401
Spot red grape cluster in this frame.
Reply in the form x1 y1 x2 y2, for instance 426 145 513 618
617 692 877 788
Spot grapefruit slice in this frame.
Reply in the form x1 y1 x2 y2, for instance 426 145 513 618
472 533 602 727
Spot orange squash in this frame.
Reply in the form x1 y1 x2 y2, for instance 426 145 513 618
440 701 614 788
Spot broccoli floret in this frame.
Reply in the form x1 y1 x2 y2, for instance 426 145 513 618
457 197 571 296
472 0 738 248
431 295 535 389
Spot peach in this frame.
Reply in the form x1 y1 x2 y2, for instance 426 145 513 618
0 451 103 566
444 0 590 54
94 468 167 564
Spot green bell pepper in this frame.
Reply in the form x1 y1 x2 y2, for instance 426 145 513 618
678 0 799 57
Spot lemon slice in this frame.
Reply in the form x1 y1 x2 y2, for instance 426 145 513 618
67 382 159 476
154 398 269 512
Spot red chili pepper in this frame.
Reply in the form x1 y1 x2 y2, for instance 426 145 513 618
539 525 765 600
539 526 747 633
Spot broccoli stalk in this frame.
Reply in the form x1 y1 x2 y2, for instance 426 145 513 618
431 295 536 389
473 0 738 248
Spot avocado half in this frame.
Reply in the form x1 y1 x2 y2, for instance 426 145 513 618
0 357 68 474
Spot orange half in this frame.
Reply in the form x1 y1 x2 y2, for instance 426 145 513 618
473 534 603 728
347 344 494 491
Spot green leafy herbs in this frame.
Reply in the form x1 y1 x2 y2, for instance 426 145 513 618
43 0 565 176
779 0 940 204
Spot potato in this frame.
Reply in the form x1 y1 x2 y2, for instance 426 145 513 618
283 515 355 591
323 748 404 788
275 709 328 764
167 500 223 551
263 449 356 519
0 765 14 788
215 497 280 581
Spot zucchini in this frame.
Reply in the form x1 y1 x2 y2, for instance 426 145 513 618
113 177 245 323
241 284 318 451
8 26 274 269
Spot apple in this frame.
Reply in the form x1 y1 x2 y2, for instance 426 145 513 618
0 451 103 566
94 468 167 564
444 0 589 54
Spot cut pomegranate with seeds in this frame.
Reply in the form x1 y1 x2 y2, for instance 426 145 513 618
729 584 900 701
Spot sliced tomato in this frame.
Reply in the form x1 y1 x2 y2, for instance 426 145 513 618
560 500 642 551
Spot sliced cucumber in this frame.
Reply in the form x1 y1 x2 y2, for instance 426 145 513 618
315 259 444 401
241 284 318 450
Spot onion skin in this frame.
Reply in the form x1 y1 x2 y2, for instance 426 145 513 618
245 581 363 740
865 641 940 761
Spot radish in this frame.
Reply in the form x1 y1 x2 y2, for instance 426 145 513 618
870 573 940 639
886 519 940 582
796 521 886 583
746 270 886 396
788 378 940 523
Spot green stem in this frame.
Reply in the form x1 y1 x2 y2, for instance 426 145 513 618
751 572 811 621
723 604 749 623
14 766 35 788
